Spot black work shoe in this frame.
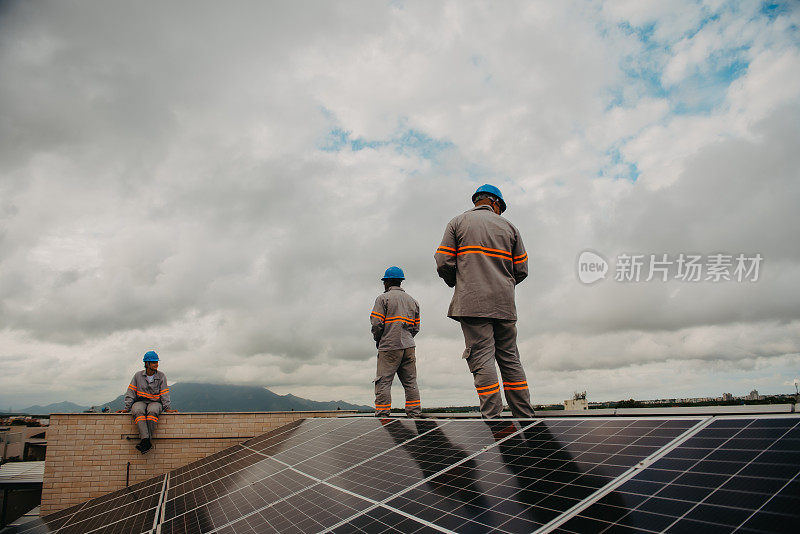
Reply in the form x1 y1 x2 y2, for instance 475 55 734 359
138 438 152 454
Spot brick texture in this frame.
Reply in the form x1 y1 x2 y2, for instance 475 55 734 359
41 411 353 515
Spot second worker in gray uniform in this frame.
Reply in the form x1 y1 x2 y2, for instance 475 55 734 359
435 184 535 419
370 266 422 417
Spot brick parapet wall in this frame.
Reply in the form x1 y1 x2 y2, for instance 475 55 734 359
41 411 354 515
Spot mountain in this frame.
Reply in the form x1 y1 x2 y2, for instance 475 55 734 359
25 383 370 413
17 401 89 414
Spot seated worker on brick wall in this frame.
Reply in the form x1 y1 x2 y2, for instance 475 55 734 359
117 350 177 454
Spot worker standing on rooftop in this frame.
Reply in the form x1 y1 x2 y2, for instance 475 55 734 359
435 184 535 419
370 267 422 417
118 351 176 454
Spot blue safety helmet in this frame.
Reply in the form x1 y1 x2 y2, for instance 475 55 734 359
143 351 159 362
472 184 506 213
381 266 405 280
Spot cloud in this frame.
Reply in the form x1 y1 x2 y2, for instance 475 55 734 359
0 1 798 409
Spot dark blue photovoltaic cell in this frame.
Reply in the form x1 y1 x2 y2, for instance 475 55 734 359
13 475 164 534
160 468 317 534
210 483 373 534
248 418 369 459
326 419 531 502
290 419 436 480
330 505 443 533
385 418 699 534
557 417 800 534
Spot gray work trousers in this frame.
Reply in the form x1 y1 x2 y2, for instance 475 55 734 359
374 347 421 417
131 401 162 439
460 317 535 419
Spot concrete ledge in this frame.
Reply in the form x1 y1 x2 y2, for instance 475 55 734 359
41 410 354 515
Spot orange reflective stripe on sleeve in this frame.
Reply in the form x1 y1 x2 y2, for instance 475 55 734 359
460 245 512 256
384 316 416 325
370 311 385 320
128 384 136 390
436 246 456 256
159 389 169 394
513 253 528 264
457 245 513 261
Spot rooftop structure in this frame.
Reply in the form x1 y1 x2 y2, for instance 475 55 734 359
2 407 798 533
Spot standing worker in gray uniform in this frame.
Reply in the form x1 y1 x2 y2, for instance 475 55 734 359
370 266 422 417
434 185 535 419
118 351 175 454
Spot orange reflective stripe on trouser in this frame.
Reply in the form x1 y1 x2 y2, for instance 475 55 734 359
375 403 391 409
405 400 421 406
503 381 528 391
146 416 159 422
134 416 147 423
476 382 500 396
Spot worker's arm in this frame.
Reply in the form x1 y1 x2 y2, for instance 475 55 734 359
435 220 458 287
121 376 137 412
409 300 420 337
370 296 386 347
159 375 172 411
511 227 528 285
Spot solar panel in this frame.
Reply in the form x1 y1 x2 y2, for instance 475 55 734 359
382 418 699 533
15 414 800 534
4 474 165 534
553 417 800 534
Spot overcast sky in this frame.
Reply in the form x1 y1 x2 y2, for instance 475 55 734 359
1 1 799 410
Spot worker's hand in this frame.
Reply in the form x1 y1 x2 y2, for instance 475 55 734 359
115 409 127 413
165 409 178 413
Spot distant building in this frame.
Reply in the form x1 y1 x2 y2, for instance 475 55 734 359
722 392 733 401
564 391 588 411
1 426 47 462
747 389 761 401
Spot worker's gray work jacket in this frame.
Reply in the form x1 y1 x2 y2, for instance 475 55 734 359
435 205 529 320
124 370 171 411
370 286 421 351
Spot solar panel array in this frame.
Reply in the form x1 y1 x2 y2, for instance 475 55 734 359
4 415 798 534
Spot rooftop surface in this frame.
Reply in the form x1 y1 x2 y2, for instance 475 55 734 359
2 411 798 533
